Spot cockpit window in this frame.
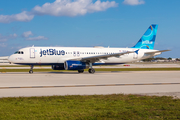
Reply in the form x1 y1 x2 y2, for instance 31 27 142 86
14 51 18 54
14 51 24 54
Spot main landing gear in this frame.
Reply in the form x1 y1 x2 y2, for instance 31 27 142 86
78 69 95 74
88 68 95 74
77 63 95 74
88 63 95 74
29 65 34 74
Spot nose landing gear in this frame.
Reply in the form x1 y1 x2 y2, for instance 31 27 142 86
29 65 34 74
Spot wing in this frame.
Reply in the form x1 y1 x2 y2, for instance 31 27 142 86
70 51 134 63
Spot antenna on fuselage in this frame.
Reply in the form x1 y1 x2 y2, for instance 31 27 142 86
32 45 34 47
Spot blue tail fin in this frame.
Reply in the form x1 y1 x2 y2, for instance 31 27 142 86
132 24 158 49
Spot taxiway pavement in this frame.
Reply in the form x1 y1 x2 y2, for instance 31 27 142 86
0 71 180 98
0 63 180 69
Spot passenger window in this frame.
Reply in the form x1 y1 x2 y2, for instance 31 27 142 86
21 51 24 54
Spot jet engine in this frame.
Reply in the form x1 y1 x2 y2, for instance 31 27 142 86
64 60 89 70
52 64 65 70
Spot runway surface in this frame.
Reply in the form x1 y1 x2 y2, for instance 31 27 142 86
1 63 180 69
0 71 180 98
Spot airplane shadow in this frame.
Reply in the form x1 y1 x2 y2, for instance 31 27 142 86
2 71 122 74
47 72 82 74
41 71 121 74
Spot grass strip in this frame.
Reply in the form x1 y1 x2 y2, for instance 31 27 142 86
1 68 180 72
0 94 180 119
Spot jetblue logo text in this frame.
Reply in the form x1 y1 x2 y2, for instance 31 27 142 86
142 40 153 44
40 49 65 57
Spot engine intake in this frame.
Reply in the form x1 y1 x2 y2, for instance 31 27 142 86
64 60 89 70
52 64 65 70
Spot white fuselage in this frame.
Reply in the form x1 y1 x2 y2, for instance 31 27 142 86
8 47 159 65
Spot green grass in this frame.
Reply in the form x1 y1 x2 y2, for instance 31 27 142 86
1 68 180 73
0 94 180 119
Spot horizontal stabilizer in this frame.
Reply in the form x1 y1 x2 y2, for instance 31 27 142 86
145 50 170 54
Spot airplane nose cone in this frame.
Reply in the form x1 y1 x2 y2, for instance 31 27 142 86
8 56 13 63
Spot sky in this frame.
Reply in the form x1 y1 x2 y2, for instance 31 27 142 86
0 0 179 58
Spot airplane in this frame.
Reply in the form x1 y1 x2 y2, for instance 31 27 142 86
8 24 170 74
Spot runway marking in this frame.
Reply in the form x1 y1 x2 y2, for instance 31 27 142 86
0 83 180 89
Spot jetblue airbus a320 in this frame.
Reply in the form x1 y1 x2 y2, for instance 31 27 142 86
8 25 170 74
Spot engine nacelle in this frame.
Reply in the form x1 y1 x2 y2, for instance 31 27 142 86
52 64 65 70
64 60 89 70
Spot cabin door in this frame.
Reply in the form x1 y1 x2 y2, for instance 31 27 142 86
30 48 35 58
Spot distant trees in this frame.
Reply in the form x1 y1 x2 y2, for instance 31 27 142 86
167 57 172 60
142 57 180 62
176 58 180 61
142 57 155 62
142 57 167 62
155 57 167 60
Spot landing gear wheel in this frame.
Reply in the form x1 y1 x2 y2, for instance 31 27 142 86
88 68 95 74
78 70 84 73
29 70 33 74
29 65 34 74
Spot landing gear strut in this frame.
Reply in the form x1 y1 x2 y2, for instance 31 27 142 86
88 63 95 74
29 65 34 74
78 69 84 73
